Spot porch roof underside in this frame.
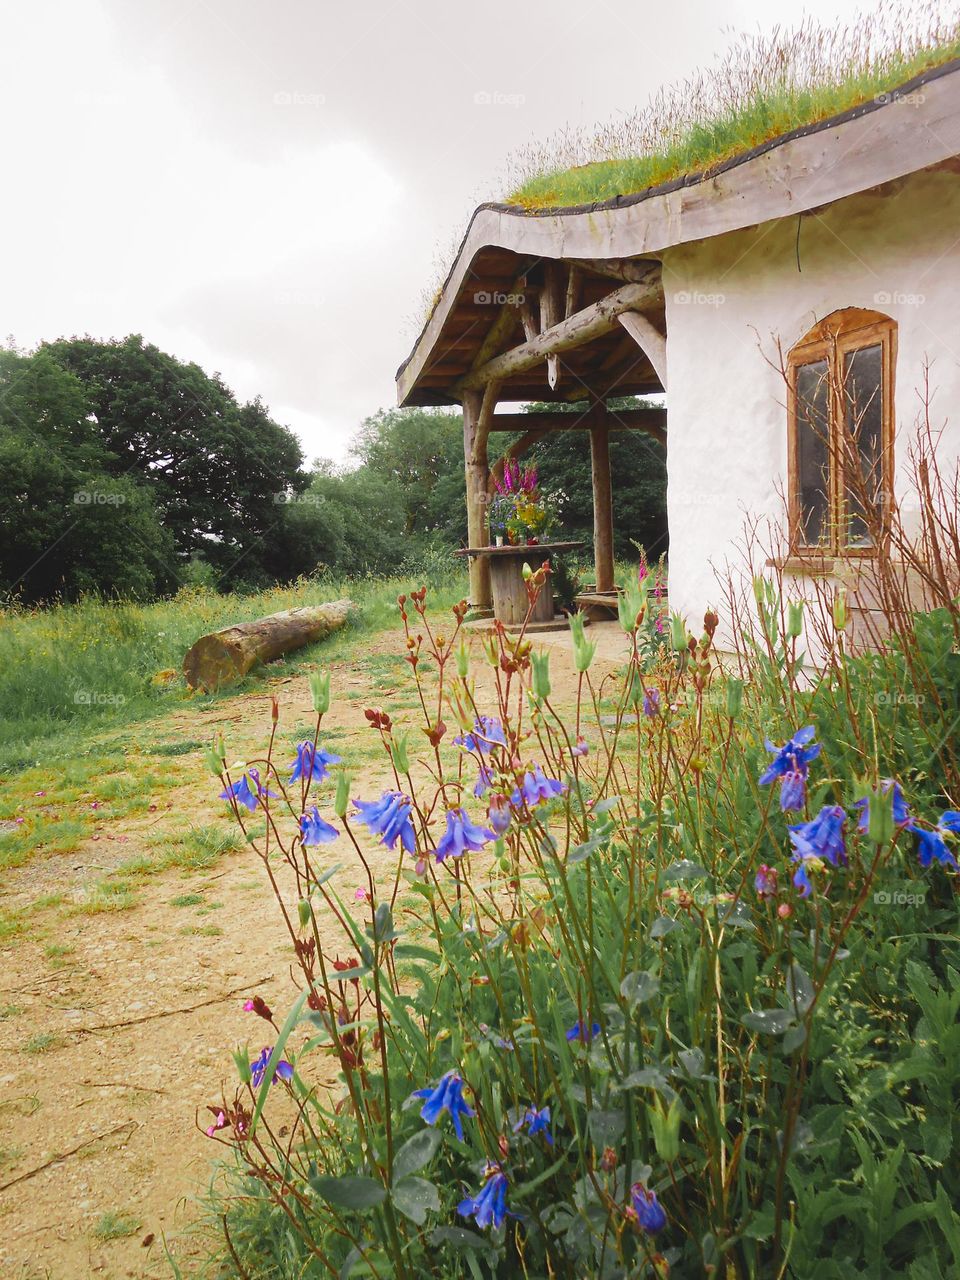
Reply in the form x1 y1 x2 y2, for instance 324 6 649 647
397 57 960 409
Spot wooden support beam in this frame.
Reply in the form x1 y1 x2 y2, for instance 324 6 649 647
564 264 580 319
486 407 666 445
462 389 493 607
564 258 657 284
618 311 668 390
541 263 564 390
589 403 615 593
464 271 529 374
456 274 662 393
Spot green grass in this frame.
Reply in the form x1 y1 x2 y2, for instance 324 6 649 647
91 1210 143 1241
22 1032 63 1055
170 892 204 908
0 574 466 775
506 11 960 208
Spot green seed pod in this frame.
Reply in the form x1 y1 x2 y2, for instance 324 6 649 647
390 732 410 775
455 638 470 679
298 898 312 929
309 670 331 715
334 769 351 818
787 600 804 639
531 651 551 702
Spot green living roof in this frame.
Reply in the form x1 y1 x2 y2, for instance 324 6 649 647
505 8 960 210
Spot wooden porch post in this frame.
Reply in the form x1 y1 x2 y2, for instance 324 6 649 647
463 388 492 609
589 401 615 593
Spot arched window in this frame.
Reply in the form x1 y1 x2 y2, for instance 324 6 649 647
787 308 896 555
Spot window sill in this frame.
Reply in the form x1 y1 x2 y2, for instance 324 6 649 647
768 551 878 576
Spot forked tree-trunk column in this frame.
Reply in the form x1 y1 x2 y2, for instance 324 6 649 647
463 388 493 608
590 401 615 593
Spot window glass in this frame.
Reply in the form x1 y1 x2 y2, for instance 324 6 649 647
843 343 883 547
795 359 831 547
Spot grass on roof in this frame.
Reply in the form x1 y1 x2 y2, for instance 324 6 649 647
505 5 960 209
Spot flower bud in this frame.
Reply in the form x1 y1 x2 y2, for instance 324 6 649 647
787 600 804 639
531 651 551 702
569 611 596 672
390 732 410 775
309 670 331 715
334 770 351 818
521 562 533 582
298 898 313 929
455 639 470 679
206 732 227 777
833 588 848 632
725 678 744 719
669 612 687 652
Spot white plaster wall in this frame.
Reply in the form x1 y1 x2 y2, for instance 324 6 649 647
661 167 960 631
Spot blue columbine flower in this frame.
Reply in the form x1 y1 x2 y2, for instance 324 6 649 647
353 792 416 852
642 688 661 719
220 768 277 812
487 795 512 837
457 1168 510 1230
474 765 494 798
754 864 778 898
789 804 847 866
791 855 820 898
454 717 506 755
434 808 495 862
512 766 567 810
250 1046 294 1088
513 1105 553 1144
566 1019 601 1044
914 810 960 869
289 741 342 785
854 779 911 834
412 1071 476 1140
630 1182 667 1234
759 726 820 810
300 806 339 845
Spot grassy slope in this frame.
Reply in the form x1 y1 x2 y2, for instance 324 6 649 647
507 26 960 209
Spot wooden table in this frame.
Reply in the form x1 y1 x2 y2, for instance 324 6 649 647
455 542 584 626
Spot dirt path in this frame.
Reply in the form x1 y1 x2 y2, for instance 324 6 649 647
0 621 629 1278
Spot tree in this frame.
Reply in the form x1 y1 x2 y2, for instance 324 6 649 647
41 335 305 585
0 349 175 601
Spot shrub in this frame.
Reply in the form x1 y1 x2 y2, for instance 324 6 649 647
201 567 960 1278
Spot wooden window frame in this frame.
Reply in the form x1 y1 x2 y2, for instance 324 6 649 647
787 308 896 559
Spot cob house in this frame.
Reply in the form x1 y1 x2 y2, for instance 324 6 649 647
396 56 960 646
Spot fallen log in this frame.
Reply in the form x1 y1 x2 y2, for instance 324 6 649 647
183 601 353 692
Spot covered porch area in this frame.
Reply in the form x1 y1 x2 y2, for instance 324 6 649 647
397 254 668 617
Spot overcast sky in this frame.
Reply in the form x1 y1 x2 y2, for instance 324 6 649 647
2 0 902 465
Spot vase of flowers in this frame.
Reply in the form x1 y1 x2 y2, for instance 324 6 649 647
488 492 514 547
495 460 555 545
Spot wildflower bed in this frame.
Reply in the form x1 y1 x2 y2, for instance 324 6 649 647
202 566 960 1279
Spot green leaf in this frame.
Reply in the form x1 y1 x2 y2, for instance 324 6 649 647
310 1175 387 1210
743 1205 776 1241
430 1226 494 1253
592 796 622 814
662 859 709 882
330 964 371 983
785 962 814 1015
620 969 660 1008
782 1024 807 1054
392 1176 440 1225
394 943 441 964
742 1009 795 1035
650 915 679 939
314 863 341 887
392 1126 443 1182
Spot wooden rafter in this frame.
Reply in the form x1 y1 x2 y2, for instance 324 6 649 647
455 273 662 393
618 311 668 390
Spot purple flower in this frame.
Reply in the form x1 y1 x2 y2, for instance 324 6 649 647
412 1071 476 1140
454 717 506 756
792 858 816 898
434 808 495 863
513 1105 552 1145
353 792 416 852
572 736 589 757
755 864 778 898
642 688 661 719
759 727 820 810
487 795 512 837
630 1182 667 1234
289 741 341 785
300 806 340 845
566 1019 601 1044
789 804 847 867
457 1168 510 1230
854 779 911 834
913 810 960 869
250 1046 294 1088
474 765 493 798
512 766 566 810
220 768 277 812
